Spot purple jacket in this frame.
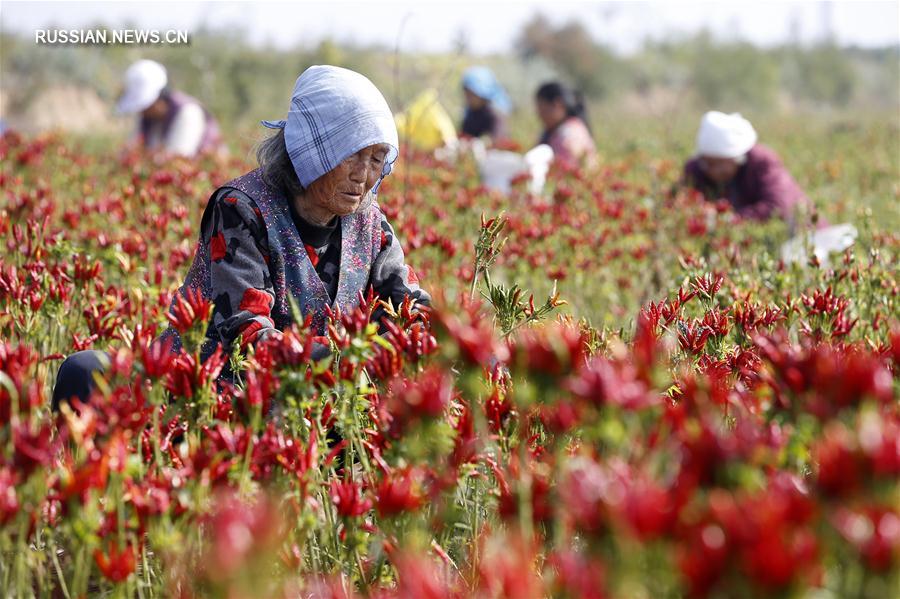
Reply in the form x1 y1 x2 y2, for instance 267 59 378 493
683 144 811 223
139 90 222 155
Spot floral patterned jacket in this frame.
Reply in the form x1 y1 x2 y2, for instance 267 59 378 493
160 168 429 362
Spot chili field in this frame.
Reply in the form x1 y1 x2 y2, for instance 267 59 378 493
1 118 898 598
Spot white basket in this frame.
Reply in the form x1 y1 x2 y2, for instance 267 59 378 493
781 223 858 266
478 144 554 196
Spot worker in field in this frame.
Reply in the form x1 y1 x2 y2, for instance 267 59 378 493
53 65 429 409
116 59 223 158
535 81 597 169
683 111 815 224
395 88 458 152
460 66 511 144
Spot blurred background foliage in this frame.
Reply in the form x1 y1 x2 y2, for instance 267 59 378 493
1 13 897 144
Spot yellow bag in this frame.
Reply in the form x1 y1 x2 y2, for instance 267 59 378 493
395 89 457 151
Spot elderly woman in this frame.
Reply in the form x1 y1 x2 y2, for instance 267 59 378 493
53 65 429 409
460 66 511 143
535 82 597 169
683 111 814 225
117 59 223 158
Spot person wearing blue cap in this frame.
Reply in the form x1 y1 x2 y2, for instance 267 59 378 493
52 66 430 409
460 66 511 143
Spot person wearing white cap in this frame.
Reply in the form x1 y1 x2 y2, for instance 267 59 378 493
683 111 814 224
116 59 222 158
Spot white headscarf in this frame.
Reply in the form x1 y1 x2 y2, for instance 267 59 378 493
117 60 167 114
262 65 399 193
696 111 757 159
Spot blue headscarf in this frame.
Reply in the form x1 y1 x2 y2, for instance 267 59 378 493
262 65 399 194
462 66 512 114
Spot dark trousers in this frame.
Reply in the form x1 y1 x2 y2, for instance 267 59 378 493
51 350 349 465
51 350 108 411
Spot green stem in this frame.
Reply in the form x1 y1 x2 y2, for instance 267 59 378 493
48 532 72 599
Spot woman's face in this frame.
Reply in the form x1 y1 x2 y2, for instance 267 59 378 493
698 155 740 184
464 88 487 110
302 143 390 221
141 96 169 120
536 97 567 129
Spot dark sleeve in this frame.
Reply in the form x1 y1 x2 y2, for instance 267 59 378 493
460 112 475 138
369 210 431 312
739 156 807 222
682 159 704 191
203 189 279 350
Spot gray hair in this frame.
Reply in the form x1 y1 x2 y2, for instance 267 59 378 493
256 129 377 212
257 129 305 200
